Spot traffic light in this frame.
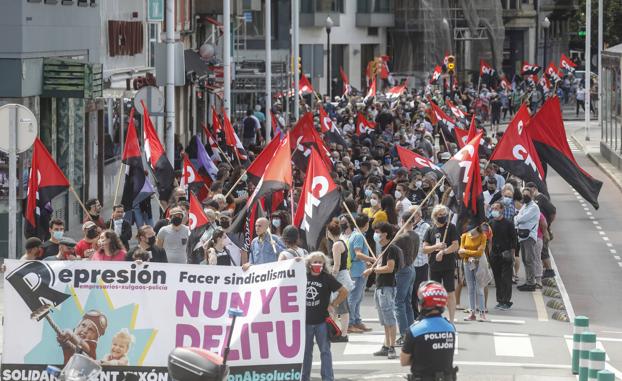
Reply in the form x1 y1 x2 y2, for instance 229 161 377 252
298 56 302 72
447 55 455 75
578 27 586 38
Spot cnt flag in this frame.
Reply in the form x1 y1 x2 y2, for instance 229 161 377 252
188 191 209 231
386 81 408 99
545 63 562 83
356 112 376 136
121 108 155 212
299 73 314 95
364 77 377 102
528 97 602 209
396 145 443 177
559 53 577 72
142 100 175 201
320 107 348 147
293 148 341 250
24 138 70 230
289 112 333 171
490 103 547 193
500 75 512 91
479 59 496 80
180 154 203 191
211 106 222 134
430 65 442 85
521 62 541 76
247 133 282 185
446 99 468 120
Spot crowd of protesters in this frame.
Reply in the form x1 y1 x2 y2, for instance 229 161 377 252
12 71 571 381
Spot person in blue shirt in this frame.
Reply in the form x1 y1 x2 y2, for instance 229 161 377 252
347 214 375 333
248 218 285 265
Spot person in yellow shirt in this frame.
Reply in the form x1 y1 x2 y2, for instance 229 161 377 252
458 224 488 322
362 191 388 224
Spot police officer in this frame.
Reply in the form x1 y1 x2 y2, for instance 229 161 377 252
400 281 457 381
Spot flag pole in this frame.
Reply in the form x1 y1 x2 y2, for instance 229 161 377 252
224 169 248 199
69 186 92 220
109 162 125 228
341 201 376 258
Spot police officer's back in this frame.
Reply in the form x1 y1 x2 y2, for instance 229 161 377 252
401 281 457 381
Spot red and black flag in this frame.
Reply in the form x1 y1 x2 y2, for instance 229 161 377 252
247 133 282 185
500 75 512 91
201 123 222 162
188 191 209 232
320 106 348 147
290 113 332 172
121 108 155 213
490 104 547 193
364 77 377 102
339 66 352 96
521 62 541 76
211 106 223 135
560 53 577 73
479 59 496 83
142 100 175 201
222 109 248 162
430 65 442 85
396 145 443 177
386 81 407 99
545 63 562 84
293 148 341 250
528 97 602 209
443 132 482 216
180 154 204 191
24 138 70 232
446 99 468 120
355 112 376 136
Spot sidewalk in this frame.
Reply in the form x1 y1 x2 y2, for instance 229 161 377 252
566 120 622 192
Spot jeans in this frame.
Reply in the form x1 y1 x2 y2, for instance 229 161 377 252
520 238 538 285
411 264 429 319
395 265 416 335
348 276 367 325
490 252 513 304
302 323 333 381
464 261 485 312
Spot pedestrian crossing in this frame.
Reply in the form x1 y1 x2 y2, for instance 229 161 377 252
567 138 582 153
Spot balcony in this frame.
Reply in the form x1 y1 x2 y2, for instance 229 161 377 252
356 0 394 28
300 0 342 27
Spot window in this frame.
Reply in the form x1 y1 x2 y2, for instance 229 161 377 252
368 27 378 36
108 21 144 57
302 0 344 13
148 23 160 67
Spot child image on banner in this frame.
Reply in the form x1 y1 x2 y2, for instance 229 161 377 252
101 329 134 366
57 310 108 364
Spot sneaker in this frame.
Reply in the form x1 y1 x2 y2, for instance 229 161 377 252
543 269 556 278
395 336 404 347
535 283 543 289
388 347 398 360
373 346 390 357
463 313 477 321
506 301 514 308
494 303 504 310
347 325 363 334
331 335 349 343
354 323 373 332
517 284 536 292
478 313 488 322
497 304 509 311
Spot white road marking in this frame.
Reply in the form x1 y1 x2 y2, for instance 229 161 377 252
584 207 590 211
599 231 606 235
607 243 614 247
593 220 600 225
614 256 621 260
587 212 593 216
343 332 385 355
603 237 610 241
488 319 526 325
322 359 571 369
596 226 603 230
532 291 549 322
611 249 617 254
548 249 575 321
589 216 595 220
493 332 534 357
618 262 622 268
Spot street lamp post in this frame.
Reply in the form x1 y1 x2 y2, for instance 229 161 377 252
542 17 551 69
325 16 333 99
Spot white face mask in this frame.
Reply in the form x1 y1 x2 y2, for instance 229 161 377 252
370 198 379 207
394 190 402 199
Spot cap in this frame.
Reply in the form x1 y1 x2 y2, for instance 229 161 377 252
439 152 451 161
82 221 96 230
25 237 43 251
58 237 77 248
81 310 108 337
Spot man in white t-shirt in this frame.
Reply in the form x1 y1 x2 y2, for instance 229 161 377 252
156 207 190 264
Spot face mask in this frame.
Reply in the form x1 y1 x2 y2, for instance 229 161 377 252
339 222 349 233
415 181 422 189
436 215 448 224
310 263 323 273
394 190 402 199
52 231 64 241
171 216 183 226
490 210 501 219
348 119 353 124
522 195 532 204
147 236 156 246
86 229 98 239
503 196 513 204
369 198 378 207
439 185 445 192
373 232 382 243
272 218 281 228
241 173 248 182
365 189 373 198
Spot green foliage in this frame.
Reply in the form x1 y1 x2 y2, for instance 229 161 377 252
572 0 622 47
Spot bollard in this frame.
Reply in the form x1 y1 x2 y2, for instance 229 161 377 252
579 332 597 381
596 370 614 381
588 348 606 381
573 316 590 374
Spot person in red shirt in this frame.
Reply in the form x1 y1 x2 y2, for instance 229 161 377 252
75 221 100 259
91 230 127 261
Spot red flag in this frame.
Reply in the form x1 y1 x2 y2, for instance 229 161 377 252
539 75 551 93
293 148 341 250
560 54 577 72
453 127 469 149
429 100 456 130
379 56 391 79
446 99 468 120
430 65 442 85
364 77 377 101
356 112 376 136
211 106 222 134
339 66 351 96
443 132 484 215
247 134 293 205
386 81 407 99
247 133 282 184
201 123 222 162
122 108 141 165
319 106 333 133
121 108 155 211
521 62 541 76
181 154 203 190
142 100 175 201
222 109 248 161
290 112 332 171
545 63 562 83
188 192 209 231
479 59 495 78
500 76 512 91
490 104 546 192
396 145 442 175
25 138 70 227
299 74 314 95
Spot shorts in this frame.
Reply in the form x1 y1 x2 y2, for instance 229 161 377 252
430 269 456 292
374 286 397 326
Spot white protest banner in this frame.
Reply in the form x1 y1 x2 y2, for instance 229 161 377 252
2 259 306 381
